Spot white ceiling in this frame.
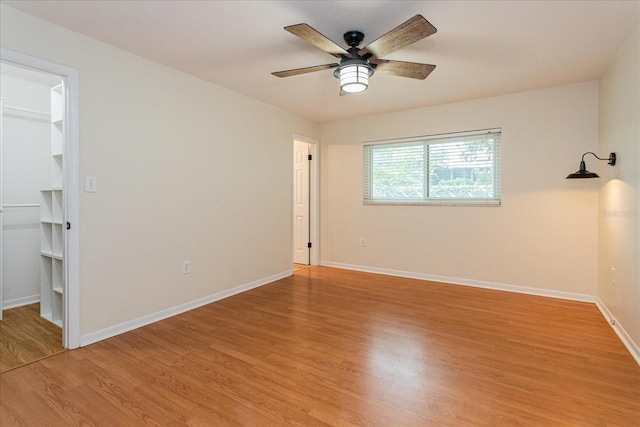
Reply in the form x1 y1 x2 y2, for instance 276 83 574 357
4 0 639 122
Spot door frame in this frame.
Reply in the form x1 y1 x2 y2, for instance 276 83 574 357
0 98 3 320
292 134 319 266
1 48 80 349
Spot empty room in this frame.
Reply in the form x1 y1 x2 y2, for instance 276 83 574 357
0 1 638 426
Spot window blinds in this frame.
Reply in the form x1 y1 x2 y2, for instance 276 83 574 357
363 129 501 205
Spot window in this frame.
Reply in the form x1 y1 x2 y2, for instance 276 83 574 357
363 129 501 206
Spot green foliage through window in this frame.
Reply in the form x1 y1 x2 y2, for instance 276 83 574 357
363 129 501 205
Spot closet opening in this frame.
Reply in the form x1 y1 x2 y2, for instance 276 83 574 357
0 50 80 370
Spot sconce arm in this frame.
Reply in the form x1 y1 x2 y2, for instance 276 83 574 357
582 152 616 166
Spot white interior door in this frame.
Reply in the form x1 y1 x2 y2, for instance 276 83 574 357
293 140 310 265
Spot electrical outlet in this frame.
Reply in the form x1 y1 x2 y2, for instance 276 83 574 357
611 267 616 284
360 238 366 247
183 260 191 274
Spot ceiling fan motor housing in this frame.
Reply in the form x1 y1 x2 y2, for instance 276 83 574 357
344 31 365 47
334 30 374 83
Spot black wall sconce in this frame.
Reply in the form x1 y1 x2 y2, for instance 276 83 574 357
566 152 617 179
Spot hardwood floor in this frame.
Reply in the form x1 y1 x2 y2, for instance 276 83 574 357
1 267 638 426
0 303 64 373
293 263 309 272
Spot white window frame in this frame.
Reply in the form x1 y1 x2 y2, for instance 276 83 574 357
363 128 501 206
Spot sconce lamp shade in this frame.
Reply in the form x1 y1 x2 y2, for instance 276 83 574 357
566 152 616 179
566 160 601 179
334 59 374 93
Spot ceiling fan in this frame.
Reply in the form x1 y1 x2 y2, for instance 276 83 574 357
272 15 437 94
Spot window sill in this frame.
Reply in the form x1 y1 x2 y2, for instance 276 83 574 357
363 199 501 207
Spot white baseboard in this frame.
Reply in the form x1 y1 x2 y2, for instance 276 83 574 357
595 298 640 366
80 270 292 347
320 261 595 302
2 294 40 310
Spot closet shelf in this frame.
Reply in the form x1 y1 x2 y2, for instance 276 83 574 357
40 81 65 328
41 251 63 261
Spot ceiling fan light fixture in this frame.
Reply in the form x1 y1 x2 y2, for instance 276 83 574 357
335 60 374 93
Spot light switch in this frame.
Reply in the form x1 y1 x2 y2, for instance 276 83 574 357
84 175 97 192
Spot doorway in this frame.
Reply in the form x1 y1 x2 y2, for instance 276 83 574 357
292 134 319 269
293 140 310 265
0 47 80 353
0 62 67 371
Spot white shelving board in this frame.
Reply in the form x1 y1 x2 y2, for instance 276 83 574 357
40 82 64 328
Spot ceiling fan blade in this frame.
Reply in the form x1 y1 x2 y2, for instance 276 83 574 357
359 15 437 59
371 60 436 80
285 23 349 58
272 63 339 78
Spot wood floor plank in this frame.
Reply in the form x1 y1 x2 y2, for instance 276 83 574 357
1 267 638 426
0 303 64 373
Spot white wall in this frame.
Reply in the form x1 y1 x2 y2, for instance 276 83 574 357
1 68 57 308
319 82 599 297
1 6 319 338
597 20 640 355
